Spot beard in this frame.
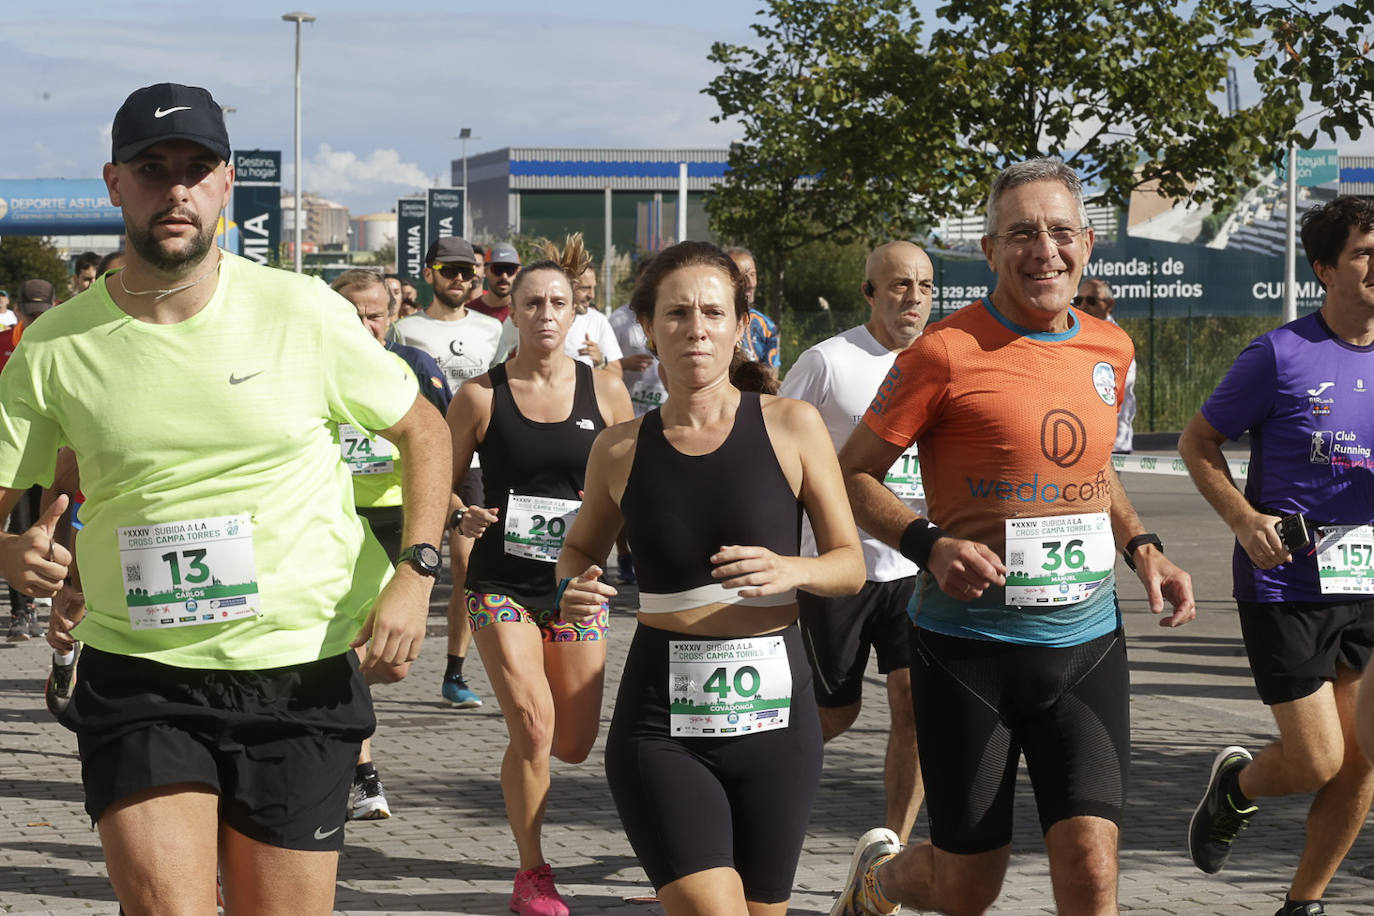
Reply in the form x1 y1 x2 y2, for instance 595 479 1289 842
431 283 468 310
126 209 216 274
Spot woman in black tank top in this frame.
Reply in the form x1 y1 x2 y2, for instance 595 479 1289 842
446 235 633 916
554 242 864 914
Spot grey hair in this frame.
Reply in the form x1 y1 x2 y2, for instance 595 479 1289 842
983 157 1090 234
330 268 397 315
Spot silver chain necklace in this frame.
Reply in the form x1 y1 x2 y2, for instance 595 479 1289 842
115 256 221 302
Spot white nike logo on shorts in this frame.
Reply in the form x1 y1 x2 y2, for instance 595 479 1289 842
313 825 341 840
154 106 192 118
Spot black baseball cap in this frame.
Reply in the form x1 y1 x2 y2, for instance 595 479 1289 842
111 83 231 164
424 236 477 266
18 280 55 316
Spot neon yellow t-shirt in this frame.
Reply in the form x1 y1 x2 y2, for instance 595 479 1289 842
344 350 411 509
0 252 418 669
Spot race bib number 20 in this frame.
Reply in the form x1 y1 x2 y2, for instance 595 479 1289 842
118 515 262 629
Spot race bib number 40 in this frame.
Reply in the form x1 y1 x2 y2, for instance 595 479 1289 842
669 635 792 737
339 423 394 476
1004 512 1114 606
503 493 581 563
118 515 262 629
1317 525 1374 595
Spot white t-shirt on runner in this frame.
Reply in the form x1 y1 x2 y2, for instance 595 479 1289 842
779 323 924 582
609 304 666 416
392 308 504 391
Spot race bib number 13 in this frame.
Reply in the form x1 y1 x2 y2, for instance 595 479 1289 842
118 515 262 629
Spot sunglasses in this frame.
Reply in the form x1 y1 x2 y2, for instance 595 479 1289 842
488 264 518 277
1071 295 1110 307
430 263 475 281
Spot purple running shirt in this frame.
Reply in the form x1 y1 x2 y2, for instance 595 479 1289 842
1202 311 1374 602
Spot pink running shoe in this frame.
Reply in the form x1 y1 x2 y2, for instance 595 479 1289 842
509 863 570 916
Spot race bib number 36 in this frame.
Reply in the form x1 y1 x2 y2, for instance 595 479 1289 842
669 635 791 737
1317 525 1374 595
1004 512 1114 606
118 515 262 629
503 493 581 563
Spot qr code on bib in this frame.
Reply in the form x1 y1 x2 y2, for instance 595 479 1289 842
1008 552 1024 567
672 675 691 693
124 564 141 583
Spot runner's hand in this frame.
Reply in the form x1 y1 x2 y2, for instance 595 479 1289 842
621 353 654 372
47 584 85 652
579 336 603 365
1132 546 1196 627
561 565 615 624
454 505 499 539
352 568 430 681
711 545 799 597
928 536 1006 601
0 495 71 598
1233 510 1291 570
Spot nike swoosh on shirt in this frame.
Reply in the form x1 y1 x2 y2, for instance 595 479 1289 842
154 106 192 118
313 825 341 841
229 371 265 385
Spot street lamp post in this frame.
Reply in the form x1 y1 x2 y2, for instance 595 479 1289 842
219 105 237 253
458 127 473 239
282 11 315 273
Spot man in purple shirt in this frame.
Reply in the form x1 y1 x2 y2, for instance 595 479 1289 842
1180 196 1374 916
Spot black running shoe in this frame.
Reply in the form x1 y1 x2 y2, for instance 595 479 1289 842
1189 745 1258 874
1276 901 1325 916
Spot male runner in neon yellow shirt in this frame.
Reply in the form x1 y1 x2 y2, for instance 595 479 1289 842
0 83 450 915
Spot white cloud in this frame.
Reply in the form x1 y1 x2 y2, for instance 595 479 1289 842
286 145 431 202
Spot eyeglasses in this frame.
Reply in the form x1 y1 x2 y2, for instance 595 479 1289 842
488 264 518 277
1071 295 1111 307
992 226 1090 247
430 263 475 281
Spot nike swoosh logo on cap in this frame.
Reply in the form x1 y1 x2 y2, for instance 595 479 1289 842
154 106 192 118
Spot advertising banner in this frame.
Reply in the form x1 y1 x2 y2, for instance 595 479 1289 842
424 188 465 253
0 180 123 235
397 197 427 279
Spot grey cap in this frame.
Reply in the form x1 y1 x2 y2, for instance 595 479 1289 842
488 242 520 266
424 236 477 266
18 279 55 316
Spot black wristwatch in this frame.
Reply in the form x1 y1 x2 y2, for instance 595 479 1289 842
1121 533 1164 572
396 543 441 577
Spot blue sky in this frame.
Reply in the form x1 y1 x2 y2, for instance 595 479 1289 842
3 1 1363 218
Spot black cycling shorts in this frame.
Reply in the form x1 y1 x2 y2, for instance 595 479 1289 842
65 646 374 851
911 626 1129 855
1237 598 1374 705
604 622 822 904
798 577 915 708
357 504 404 563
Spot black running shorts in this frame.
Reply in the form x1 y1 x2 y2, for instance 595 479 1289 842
604 623 823 904
910 626 1129 855
1237 598 1374 706
65 646 374 851
798 577 915 707
357 504 403 563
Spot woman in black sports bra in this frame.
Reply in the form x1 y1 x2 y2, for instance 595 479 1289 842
447 234 633 916
556 241 864 915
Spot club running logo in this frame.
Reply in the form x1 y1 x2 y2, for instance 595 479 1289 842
1041 409 1086 468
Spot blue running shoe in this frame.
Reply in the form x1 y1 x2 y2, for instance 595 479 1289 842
442 676 483 709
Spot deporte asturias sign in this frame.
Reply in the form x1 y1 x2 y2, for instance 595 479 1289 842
0 180 124 235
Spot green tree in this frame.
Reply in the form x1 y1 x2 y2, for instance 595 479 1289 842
705 0 1372 315
0 237 69 304
705 0 951 318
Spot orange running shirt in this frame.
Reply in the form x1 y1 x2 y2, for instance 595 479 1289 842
863 298 1133 645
